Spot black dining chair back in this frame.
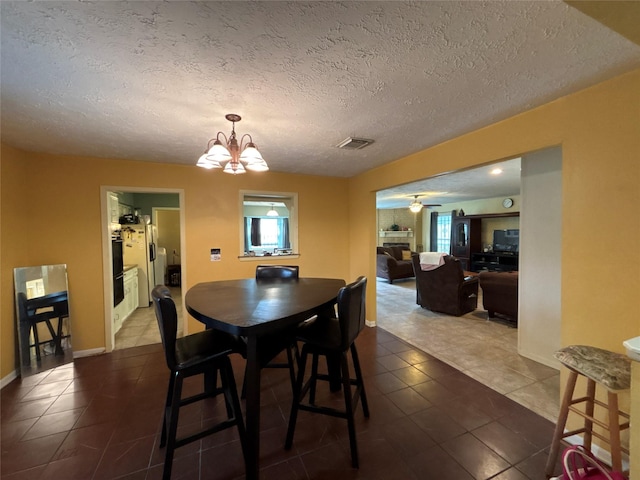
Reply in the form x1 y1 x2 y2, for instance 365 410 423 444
285 276 369 468
255 264 299 280
337 275 367 350
151 285 246 480
153 287 179 370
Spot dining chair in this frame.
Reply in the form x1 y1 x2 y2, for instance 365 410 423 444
255 264 299 280
151 286 247 480
285 276 370 468
17 292 68 362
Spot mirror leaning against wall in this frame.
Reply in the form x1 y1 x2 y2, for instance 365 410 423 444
14 264 73 377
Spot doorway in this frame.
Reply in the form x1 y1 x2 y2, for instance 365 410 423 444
101 187 185 352
374 147 563 420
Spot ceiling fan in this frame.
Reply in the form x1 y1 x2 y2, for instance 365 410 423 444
408 195 441 213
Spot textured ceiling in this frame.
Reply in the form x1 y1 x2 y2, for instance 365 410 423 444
1 1 639 186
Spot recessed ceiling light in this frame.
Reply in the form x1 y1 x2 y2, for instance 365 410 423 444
491 168 503 175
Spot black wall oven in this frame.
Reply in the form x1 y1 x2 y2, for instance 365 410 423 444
112 238 124 306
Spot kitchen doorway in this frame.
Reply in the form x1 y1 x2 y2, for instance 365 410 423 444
101 186 185 352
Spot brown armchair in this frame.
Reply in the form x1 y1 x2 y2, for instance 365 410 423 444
411 254 479 316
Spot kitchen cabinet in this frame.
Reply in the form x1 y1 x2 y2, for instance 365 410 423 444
108 193 120 224
124 268 139 316
113 267 139 335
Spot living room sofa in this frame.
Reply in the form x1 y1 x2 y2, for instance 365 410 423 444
478 271 519 322
376 246 415 283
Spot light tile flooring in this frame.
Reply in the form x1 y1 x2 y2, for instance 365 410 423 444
376 278 560 423
114 286 183 350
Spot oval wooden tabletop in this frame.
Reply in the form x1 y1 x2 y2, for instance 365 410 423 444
185 277 346 336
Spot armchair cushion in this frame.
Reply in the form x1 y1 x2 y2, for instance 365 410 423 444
411 253 478 316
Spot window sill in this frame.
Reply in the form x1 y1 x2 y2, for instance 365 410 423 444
238 253 300 261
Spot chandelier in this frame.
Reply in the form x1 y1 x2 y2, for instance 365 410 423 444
196 114 268 174
409 196 423 213
266 204 279 216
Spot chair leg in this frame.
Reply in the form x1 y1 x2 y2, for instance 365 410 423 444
160 373 176 448
285 346 308 450
340 351 359 469
219 358 247 457
55 316 65 355
545 370 578 477
583 378 596 451
607 391 623 472
163 372 183 480
286 345 297 388
31 324 41 361
350 344 369 418
309 353 319 404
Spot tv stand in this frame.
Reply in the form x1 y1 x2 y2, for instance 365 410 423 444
471 252 518 272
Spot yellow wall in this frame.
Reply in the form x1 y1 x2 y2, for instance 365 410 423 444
2 70 639 390
350 69 640 354
348 69 639 458
0 148 350 377
1 148 31 373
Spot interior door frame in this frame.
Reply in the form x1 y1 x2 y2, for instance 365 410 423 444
100 186 186 352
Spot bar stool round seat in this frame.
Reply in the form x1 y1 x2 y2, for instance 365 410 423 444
545 345 631 478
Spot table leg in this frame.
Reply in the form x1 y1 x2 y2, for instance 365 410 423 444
244 335 261 480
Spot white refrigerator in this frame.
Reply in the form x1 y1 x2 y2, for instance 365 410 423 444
122 224 157 307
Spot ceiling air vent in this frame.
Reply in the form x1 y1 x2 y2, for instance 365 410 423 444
336 137 374 150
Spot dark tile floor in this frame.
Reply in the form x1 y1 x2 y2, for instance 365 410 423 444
1 327 562 479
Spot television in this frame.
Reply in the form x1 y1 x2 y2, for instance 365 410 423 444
493 229 519 254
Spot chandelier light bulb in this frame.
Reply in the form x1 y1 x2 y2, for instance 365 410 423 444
267 204 279 216
197 114 268 174
409 196 423 213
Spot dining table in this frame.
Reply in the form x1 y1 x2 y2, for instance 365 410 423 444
185 276 346 480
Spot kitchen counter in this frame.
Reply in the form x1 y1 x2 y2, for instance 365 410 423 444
123 264 138 272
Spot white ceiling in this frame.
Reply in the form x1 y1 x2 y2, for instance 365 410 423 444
1 2 639 188
376 157 521 209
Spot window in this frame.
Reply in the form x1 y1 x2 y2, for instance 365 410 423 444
245 217 290 252
436 214 452 253
240 191 298 258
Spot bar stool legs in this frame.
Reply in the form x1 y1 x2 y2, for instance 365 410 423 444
545 346 631 478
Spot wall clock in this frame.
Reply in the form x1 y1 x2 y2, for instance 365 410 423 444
502 198 514 209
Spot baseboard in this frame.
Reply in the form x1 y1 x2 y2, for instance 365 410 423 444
518 348 560 370
365 320 376 328
2 349 105 390
73 348 105 358
563 433 629 471
1 370 18 389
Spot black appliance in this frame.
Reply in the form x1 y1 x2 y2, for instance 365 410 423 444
112 238 124 306
493 229 519 254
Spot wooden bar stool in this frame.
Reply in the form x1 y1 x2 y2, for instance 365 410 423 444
545 345 631 478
